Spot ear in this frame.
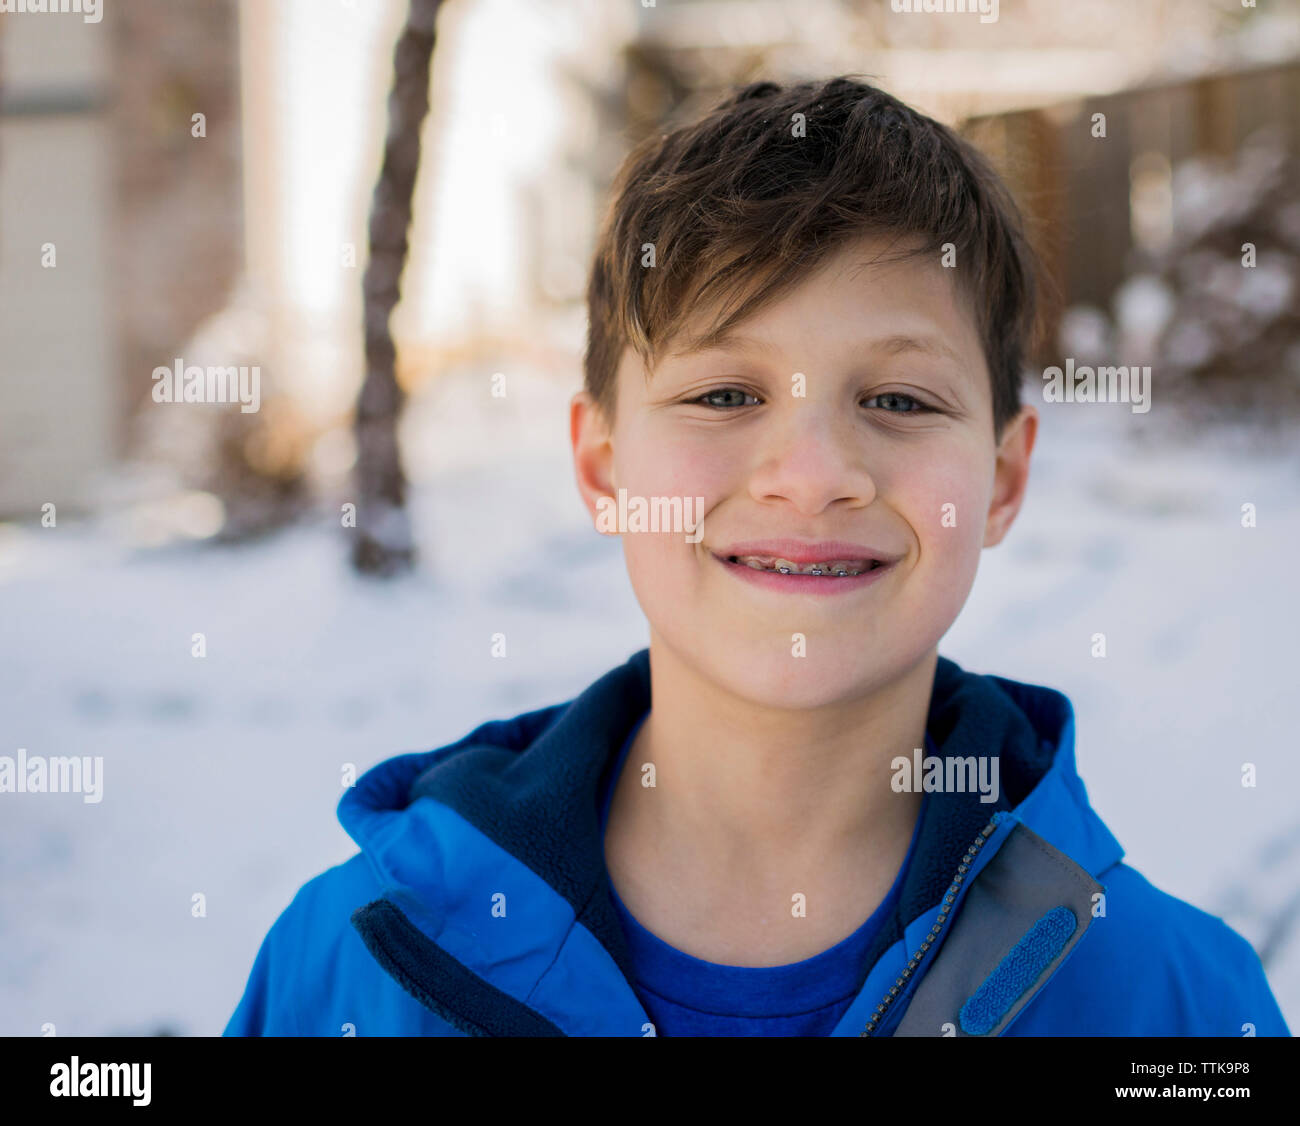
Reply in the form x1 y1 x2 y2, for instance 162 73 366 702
983 403 1037 548
570 389 617 528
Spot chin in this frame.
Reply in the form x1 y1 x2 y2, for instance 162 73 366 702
699 641 902 713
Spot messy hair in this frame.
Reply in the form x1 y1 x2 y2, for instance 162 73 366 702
583 75 1041 440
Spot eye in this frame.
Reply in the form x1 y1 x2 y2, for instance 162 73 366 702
687 387 761 409
863 391 935 414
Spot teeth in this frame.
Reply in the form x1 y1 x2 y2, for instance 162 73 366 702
728 554 880 576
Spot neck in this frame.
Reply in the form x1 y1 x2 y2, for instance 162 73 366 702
604 638 935 964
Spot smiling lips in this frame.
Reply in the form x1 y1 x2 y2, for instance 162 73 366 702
711 539 899 592
724 554 880 577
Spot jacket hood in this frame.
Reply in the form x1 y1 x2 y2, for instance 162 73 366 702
338 649 1125 996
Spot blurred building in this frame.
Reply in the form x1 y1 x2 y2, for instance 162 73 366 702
1 11 115 517
0 0 242 517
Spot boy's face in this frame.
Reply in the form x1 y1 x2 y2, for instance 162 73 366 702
571 232 1036 710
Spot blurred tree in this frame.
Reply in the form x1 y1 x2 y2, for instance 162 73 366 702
352 0 443 576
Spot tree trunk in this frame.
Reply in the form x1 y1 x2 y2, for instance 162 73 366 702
351 0 442 576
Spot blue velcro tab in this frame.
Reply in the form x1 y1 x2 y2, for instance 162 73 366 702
959 906 1078 1035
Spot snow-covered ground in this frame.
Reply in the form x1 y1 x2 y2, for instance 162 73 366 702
2 368 1298 1035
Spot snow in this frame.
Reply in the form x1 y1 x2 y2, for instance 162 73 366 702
2 366 1298 1035
1113 274 1176 356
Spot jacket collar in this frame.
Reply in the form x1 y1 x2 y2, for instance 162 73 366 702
338 648 1124 1033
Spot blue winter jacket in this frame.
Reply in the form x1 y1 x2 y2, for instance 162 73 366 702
225 649 1290 1036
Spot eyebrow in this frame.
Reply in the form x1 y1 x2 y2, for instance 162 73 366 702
667 328 966 367
667 328 781 360
873 333 966 367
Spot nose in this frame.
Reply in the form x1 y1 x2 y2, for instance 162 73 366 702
747 403 877 515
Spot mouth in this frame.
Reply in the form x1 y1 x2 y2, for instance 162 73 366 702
719 554 885 577
709 540 899 595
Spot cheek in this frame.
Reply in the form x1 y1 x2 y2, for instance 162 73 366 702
614 424 740 546
895 450 992 584
618 421 734 496
614 427 732 590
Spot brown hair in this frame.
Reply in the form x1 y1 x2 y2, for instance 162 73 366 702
583 75 1041 440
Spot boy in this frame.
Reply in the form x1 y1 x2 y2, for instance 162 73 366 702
226 76 1289 1036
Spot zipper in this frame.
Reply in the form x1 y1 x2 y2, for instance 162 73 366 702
859 814 1004 1037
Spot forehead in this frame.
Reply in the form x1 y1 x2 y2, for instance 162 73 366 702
657 232 985 371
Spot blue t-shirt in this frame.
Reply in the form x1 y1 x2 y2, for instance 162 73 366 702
598 715 931 1036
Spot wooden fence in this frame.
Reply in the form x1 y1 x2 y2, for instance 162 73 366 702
962 60 1300 359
